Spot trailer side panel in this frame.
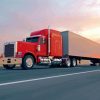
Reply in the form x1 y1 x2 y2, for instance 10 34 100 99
61 31 100 59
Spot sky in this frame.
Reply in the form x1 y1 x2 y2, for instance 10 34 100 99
0 0 100 45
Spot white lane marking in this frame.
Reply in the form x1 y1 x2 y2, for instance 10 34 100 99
0 69 100 86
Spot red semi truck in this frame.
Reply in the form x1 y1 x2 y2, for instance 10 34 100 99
1 29 100 69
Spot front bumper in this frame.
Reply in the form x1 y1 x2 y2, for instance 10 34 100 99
0 58 22 65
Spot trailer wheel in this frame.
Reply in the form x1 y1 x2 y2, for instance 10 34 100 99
71 58 77 67
3 64 15 69
21 55 34 70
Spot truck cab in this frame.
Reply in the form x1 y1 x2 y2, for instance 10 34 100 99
0 29 62 69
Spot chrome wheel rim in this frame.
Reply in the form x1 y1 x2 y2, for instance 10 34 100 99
66 59 71 67
26 58 33 68
73 59 76 67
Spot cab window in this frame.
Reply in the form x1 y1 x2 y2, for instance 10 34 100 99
26 37 39 43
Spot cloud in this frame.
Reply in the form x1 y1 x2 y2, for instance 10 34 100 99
0 0 100 44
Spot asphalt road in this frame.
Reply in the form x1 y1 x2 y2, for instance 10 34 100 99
0 65 100 100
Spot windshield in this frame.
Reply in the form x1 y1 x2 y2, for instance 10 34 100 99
26 37 39 43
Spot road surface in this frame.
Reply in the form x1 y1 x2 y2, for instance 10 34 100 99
0 65 100 100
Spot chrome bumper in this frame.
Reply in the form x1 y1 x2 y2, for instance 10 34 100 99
0 58 22 65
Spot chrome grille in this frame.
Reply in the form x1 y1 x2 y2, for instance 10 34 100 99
4 43 14 57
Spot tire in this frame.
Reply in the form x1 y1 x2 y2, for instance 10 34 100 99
21 55 35 70
71 58 77 67
3 64 15 69
65 58 71 67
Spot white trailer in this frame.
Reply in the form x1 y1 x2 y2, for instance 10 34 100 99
61 31 100 67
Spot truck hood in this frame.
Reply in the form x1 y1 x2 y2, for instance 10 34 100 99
17 41 37 56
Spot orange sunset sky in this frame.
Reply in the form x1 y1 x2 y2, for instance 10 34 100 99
0 0 100 52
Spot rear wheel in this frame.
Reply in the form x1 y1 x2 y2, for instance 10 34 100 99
21 55 35 70
3 64 15 69
65 58 71 67
71 58 77 67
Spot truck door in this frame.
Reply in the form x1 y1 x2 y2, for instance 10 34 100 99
38 36 47 56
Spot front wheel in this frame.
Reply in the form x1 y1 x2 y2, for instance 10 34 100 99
3 64 16 69
21 55 35 70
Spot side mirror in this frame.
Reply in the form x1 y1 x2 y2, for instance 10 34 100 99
39 36 46 44
43 36 46 44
